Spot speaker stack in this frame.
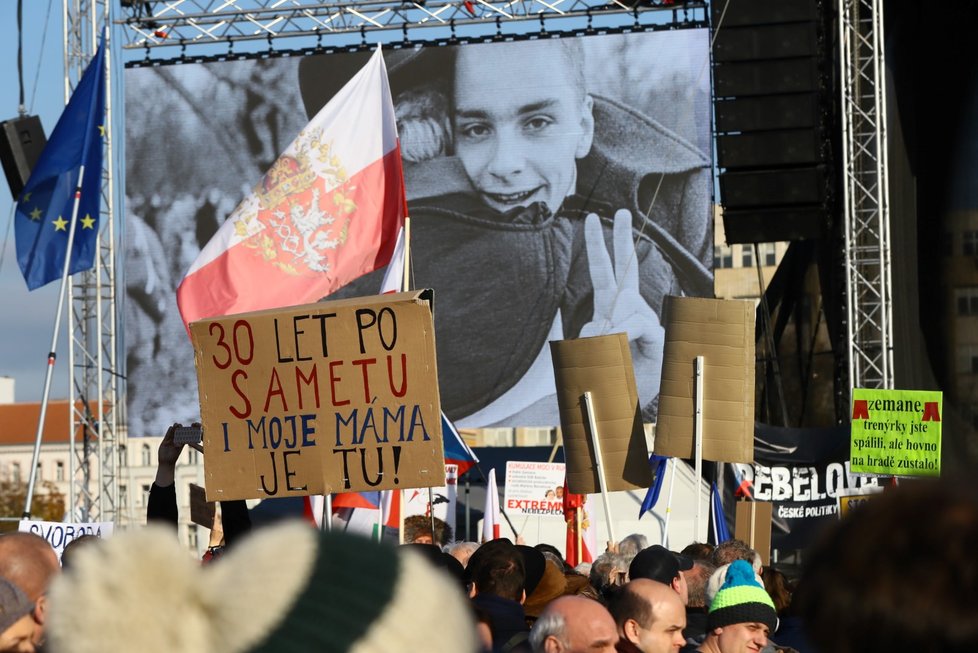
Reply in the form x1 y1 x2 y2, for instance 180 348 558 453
713 0 836 243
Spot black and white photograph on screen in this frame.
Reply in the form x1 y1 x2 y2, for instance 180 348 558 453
123 29 712 437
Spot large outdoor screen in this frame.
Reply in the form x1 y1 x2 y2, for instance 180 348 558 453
124 29 713 437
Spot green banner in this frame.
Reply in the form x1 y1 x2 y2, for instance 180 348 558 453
850 388 942 477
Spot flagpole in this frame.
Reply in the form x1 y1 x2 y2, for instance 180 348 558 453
662 458 677 548
23 167 88 518
401 216 411 294
694 356 705 542
581 391 617 547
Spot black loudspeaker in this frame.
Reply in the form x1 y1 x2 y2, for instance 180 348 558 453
719 167 827 207
0 115 47 200
712 0 818 26
713 23 818 62
717 129 825 168
715 94 819 132
722 206 827 243
714 58 819 97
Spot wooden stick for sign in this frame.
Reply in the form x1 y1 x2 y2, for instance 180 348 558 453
662 458 677 548
322 494 332 532
694 356 705 543
377 492 384 542
398 489 406 544
576 504 583 563
428 487 436 541
402 216 411 293
582 391 617 546
749 501 756 548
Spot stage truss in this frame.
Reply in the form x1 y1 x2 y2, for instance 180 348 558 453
838 0 893 394
59 0 889 523
117 0 707 58
64 0 124 525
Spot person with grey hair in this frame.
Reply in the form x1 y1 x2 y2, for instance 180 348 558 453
589 552 629 597
617 534 649 562
446 541 481 567
529 596 618 653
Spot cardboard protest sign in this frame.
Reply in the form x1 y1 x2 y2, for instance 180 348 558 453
849 388 942 477
734 501 772 566
655 296 755 463
190 290 445 501
838 492 879 518
19 520 113 560
504 461 566 517
189 483 216 529
550 333 653 494
402 464 459 531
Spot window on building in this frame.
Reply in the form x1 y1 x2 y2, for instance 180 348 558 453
964 231 978 257
119 484 128 507
119 444 127 467
35 462 42 481
956 345 978 375
188 447 199 465
12 463 21 484
956 287 978 316
713 244 733 269
763 243 777 266
141 443 152 467
188 524 199 551
141 483 152 507
56 461 65 482
741 245 753 268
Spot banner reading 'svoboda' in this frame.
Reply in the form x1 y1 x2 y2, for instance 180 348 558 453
190 290 445 501
850 388 942 477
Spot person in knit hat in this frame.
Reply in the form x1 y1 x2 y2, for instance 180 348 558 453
695 560 777 653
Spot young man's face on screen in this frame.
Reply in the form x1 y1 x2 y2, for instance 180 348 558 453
452 42 594 214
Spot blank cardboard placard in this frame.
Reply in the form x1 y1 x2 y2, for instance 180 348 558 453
550 333 653 494
735 501 772 566
190 290 445 502
189 483 215 529
655 296 754 463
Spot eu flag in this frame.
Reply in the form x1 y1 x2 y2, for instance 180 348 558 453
15 33 106 291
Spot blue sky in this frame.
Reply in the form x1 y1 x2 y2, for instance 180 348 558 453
0 1 69 402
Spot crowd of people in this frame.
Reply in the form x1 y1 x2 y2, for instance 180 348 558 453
1 447 977 653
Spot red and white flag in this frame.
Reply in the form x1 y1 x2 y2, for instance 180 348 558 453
483 468 501 542
562 482 597 567
177 47 407 329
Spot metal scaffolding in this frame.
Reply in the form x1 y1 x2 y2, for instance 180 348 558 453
64 0 124 523
117 0 706 57
838 0 893 394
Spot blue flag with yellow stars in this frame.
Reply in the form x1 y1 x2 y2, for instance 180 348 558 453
15 31 106 291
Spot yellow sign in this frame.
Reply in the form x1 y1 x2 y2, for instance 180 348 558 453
849 389 942 477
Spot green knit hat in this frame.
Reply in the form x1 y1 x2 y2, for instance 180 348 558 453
707 560 777 632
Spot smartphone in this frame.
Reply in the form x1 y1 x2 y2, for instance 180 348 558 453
173 425 203 445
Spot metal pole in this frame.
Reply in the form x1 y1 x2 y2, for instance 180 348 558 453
694 356 705 542
661 458 677 548
582 391 616 546
23 167 89 518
